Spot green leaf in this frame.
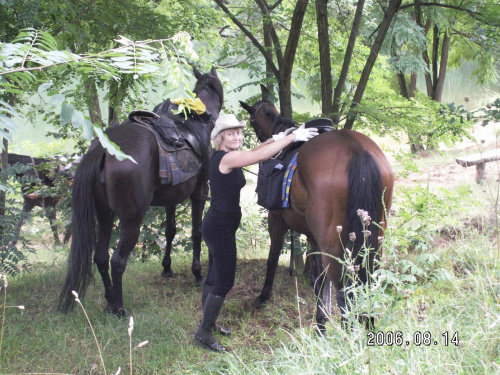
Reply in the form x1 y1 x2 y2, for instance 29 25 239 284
93 126 137 164
0 114 19 132
82 119 94 140
71 110 85 129
60 102 74 126
50 94 65 107
38 82 53 93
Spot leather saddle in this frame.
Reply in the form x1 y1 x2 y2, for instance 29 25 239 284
304 117 334 133
127 99 213 189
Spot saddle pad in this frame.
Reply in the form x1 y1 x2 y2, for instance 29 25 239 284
282 153 298 208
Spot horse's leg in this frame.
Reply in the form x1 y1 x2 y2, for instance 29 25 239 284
107 219 142 316
11 199 35 247
45 206 61 245
161 205 176 278
190 195 205 284
253 210 288 308
93 210 115 309
308 237 331 334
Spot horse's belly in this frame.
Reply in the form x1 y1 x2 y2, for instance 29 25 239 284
282 210 311 235
150 182 195 206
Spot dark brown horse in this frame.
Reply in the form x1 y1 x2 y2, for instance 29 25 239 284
240 93 394 331
58 67 223 315
7 153 75 247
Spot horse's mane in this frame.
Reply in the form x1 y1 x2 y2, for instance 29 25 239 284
194 73 224 109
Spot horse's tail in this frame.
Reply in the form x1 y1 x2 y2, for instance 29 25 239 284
58 146 103 313
345 148 384 284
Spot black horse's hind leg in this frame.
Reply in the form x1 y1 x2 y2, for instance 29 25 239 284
11 200 35 247
94 211 115 309
108 220 142 316
253 210 288 309
161 205 176 278
45 206 61 245
190 194 205 284
309 239 331 334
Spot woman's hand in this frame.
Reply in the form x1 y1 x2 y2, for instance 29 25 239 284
272 127 295 141
293 124 319 142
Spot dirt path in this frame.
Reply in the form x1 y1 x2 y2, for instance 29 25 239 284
394 121 500 189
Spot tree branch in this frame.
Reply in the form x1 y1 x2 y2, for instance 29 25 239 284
212 0 280 77
398 3 487 24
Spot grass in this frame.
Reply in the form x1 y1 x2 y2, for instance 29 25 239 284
1 149 499 374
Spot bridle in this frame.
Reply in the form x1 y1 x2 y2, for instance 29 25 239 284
250 102 293 143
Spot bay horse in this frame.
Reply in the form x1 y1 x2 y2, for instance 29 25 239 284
58 67 223 315
7 153 74 247
240 93 394 331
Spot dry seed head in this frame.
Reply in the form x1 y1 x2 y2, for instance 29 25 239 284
72 290 79 298
349 232 356 242
137 340 149 348
378 236 384 243
17 305 25 310
345 248 352 258
128 316 134 336
336 225 342 233
363 230 371 238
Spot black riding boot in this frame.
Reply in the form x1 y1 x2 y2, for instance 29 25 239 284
195 293 228 352
202 284 231 336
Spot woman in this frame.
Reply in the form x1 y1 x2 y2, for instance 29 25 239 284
194 113 318 352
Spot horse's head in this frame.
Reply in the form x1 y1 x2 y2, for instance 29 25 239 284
193 67 224 124
240 96 295 143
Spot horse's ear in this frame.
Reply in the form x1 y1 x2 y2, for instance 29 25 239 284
239 101 254 114
260 84 272 102
210 66 218 76
193 66 202 79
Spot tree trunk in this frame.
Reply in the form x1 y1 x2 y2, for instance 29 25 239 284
397 72 409 99
332 0 365 124
279 0 309 118
409 72 417 97
432 32 450 102
315 0 333 118
431 25 439 94
107 79 121 127
344 0 402 129
415 2 433 97
255 0 278 95
84 76 103 125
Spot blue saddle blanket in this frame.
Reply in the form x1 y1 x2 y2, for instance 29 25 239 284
281 153 298 208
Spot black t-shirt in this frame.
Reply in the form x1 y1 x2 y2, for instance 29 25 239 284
209 150 246 213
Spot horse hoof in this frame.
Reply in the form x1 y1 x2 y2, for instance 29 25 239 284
315 323 326 337
252 297 268 310
161 270 174 278
105 304 127 317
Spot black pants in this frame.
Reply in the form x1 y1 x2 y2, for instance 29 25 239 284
202 208 241 297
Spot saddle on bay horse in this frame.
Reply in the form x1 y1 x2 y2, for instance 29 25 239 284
255 117 334 210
